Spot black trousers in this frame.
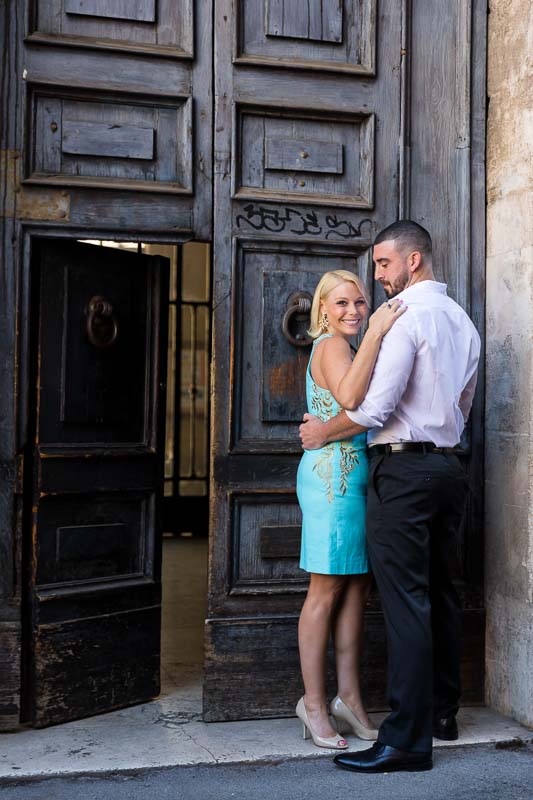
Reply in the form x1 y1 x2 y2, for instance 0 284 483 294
366 450 469 753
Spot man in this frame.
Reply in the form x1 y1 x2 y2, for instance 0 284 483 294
299 220 480 773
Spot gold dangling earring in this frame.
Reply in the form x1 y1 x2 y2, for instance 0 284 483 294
319 312 329 333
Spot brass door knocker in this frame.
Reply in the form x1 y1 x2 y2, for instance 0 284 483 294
85 295 119 349
281 291 313 347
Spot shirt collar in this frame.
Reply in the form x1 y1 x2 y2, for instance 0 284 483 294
396 281 448 301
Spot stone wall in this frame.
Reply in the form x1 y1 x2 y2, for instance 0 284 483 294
485 0 533 727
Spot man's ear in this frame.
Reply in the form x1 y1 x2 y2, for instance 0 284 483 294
408 251 423 272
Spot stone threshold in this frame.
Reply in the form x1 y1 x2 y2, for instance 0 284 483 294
1 704 531 780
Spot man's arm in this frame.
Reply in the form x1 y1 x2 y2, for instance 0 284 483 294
299 318 416 451
345 318 416 429
458 369 478 423
299 411 367 451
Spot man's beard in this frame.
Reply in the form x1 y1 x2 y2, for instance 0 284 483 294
382 269 410 298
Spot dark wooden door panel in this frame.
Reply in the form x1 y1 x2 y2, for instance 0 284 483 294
234 106 375 207
23 0 212 240
34 493 152 586
204 609 484 721
208 0 403 721
236 0 375 72
38 243 150 444
33 607 160 727
208 0 486 721
27 88 193 195
25 239 168 727
28 0 194 58
231 241 371 452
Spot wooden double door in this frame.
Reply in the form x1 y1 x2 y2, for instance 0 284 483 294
0 0 486 728
205 0 487 721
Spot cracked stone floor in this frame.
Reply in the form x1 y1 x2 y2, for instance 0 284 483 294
1 538 531 779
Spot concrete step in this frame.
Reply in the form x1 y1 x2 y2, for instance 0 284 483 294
2 699 531 780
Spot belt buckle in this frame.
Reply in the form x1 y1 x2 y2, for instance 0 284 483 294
389 443 403 453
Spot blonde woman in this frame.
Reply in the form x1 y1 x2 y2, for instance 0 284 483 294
295 270 406 749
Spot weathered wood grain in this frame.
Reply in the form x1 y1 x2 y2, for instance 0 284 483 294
265 138 344 174
237 0 375 73
33 608 160 727
0 0 24 731
24 240 168 727
230 240 369 451
266 0 343 43
28 91 193 193
29 0 193 57
67 191 194 231
24 47 191 96
0 624 21 730
203 610 485 721
62 120 155 160
230 493 305 592
467 0 487 588
260 525 301 559
235 107 373 207
64 0 157 23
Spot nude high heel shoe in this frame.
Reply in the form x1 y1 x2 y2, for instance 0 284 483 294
330 696 379 741
296 697 348 750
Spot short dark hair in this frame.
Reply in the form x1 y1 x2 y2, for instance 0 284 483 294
374 220 432 261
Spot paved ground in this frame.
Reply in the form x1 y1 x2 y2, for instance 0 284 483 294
1 743 532 800
3 541 531 789
1 706 530 778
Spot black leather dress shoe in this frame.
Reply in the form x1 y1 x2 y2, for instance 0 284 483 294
433 715 458 740
333 743 432 773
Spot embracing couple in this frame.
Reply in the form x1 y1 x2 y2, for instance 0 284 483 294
295 220 480 773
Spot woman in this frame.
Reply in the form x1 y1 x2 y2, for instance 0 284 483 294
296 269 406 749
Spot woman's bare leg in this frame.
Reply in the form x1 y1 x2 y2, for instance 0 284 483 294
298 573 347 737
333 573 373 728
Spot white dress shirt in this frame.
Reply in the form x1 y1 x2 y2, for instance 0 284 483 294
346 281 481 447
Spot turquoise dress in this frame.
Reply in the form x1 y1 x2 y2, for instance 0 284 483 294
297 334 370 575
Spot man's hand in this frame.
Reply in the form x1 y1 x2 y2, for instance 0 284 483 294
299 413 327 450
299 410 367 449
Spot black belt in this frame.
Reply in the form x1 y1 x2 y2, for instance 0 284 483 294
369 442 457 455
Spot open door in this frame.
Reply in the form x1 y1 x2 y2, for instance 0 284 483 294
23 239 168 727
0 0 212 728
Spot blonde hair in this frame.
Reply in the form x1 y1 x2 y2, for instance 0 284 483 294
308 270 370 338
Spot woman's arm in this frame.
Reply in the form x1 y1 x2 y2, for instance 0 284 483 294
317 301 407 410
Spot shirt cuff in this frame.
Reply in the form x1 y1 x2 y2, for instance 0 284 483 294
345 407 379 429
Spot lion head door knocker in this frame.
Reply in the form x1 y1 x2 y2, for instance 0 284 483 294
281 291 313 347
85 295 119 349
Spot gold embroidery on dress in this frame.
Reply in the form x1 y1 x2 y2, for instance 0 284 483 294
310 390 333 420
312 444 335 503
339 441 359 495
309 381 359 502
